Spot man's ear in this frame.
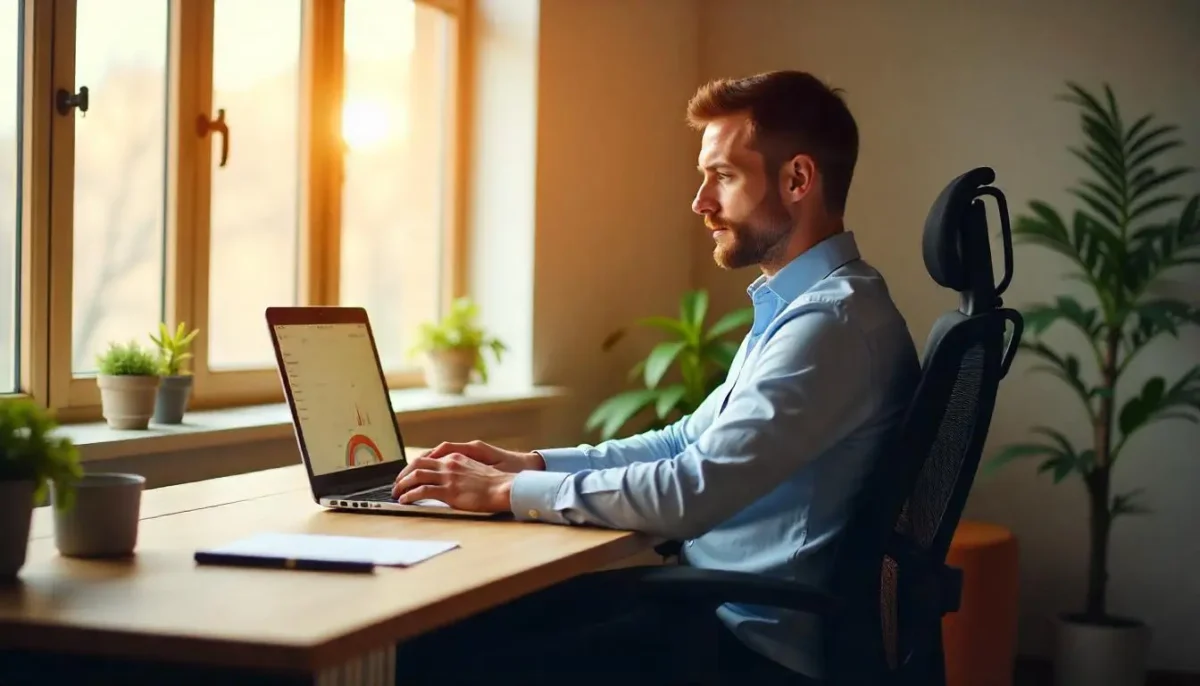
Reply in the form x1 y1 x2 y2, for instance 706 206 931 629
782 154 816 202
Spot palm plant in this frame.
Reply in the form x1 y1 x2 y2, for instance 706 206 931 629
987 82 1200 623
586 290 752 440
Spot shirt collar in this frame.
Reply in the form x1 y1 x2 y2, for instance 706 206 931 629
746 231 861 305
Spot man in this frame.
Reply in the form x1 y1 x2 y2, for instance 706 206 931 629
392 70 920 684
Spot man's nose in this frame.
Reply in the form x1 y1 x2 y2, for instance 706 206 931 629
692 187 717 216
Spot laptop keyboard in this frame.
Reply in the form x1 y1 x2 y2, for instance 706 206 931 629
352 485 396 502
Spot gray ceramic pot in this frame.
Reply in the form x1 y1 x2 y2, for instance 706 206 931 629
153 374 194 424
0 479 34 580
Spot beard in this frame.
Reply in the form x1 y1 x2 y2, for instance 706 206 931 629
705 192 793 270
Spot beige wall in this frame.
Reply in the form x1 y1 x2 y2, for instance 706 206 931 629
695 0 1200 671
468 0 700 447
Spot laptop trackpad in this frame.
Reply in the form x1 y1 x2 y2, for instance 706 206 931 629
412 499 451 508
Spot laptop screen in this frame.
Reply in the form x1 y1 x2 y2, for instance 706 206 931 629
272 322 404 476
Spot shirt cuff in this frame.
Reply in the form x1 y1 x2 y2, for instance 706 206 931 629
510 470 570 524
533 447 592 473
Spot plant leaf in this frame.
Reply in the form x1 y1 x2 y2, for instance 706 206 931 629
644 340 687 388
654 384 687 419
702 339 740 371
984 443 1063 475
1117 368 1200 441
634 316 689 339
1111 488 1152 517
680 290 709 335
705 308 754 340
1019 341 1096 413
585 389 660 440
1022 296 1102 339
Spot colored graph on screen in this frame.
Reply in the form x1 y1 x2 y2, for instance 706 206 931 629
345 403 384 467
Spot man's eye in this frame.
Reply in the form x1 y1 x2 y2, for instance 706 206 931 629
717 172 731 181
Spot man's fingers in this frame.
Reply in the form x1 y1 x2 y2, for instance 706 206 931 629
422 441 471 460
397 484 450 505
395 455 438 484
391 468 447 498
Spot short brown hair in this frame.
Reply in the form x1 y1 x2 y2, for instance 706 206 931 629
687 70 859 214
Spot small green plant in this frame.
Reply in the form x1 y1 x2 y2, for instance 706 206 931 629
0 399 82 510
96 340 160 376
149 322 198 376
409 297 507 383
986 82 1200 624
586 290 753 441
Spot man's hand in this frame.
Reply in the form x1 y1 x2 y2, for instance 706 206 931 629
417 440 545 474
391 454 517 512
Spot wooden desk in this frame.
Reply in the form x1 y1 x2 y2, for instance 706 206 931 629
0 464 655 685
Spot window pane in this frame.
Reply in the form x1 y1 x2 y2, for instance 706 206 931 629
207 0 301 370
0 0 19 392
340 0 451 370
71 0 168 374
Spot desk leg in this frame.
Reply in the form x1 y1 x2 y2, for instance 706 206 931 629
316 648 396 686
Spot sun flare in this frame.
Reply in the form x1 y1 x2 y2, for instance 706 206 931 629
341 99 391 150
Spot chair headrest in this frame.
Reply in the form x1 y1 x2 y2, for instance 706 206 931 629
922 166 1014 314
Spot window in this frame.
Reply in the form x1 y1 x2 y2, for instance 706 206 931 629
0 1 20 394
340 0 457 372
9 0 467 420
206 0 302 371
69 0 169 376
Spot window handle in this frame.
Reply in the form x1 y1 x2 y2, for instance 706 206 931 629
55 85 89 116
197 108 230 167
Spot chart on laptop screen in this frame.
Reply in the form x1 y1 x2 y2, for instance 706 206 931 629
274 323 403 476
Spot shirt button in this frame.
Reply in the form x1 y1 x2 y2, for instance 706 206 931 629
685 540 694 546
527 509 539 519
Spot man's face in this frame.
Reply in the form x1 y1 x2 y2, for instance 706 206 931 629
692 114 793 270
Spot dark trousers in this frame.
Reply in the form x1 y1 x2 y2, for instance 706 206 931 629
393 568 812 685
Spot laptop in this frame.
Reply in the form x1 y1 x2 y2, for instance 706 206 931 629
265 306 500 519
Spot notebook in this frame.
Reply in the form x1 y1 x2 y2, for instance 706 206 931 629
195 532 460 571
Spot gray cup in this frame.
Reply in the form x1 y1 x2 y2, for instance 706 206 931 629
51 473 146 558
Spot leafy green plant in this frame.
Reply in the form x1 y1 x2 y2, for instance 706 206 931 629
96 340 160 376
409 297 507 383
0 399 82 510
985 82 1200 623
586 290 753 441
149 322 198 376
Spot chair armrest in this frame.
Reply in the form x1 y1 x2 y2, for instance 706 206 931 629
595 565 841 617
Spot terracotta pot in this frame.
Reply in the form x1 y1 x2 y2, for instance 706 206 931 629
423 348 478 394
97 375 160 430
0 479 34 581
153 374 193 424
1054 612 1151 686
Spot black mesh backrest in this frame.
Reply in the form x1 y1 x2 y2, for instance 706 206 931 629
822 168 1024 684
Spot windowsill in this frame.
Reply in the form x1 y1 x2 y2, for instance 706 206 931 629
57 385 567 462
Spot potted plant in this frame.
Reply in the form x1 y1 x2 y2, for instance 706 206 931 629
409 297 507 394
986 82 1199 686
0 398 82 580
96 340 161 430
149 321 198 424
586 289 752 440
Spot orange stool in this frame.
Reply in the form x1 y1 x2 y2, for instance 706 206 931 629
941 520 1019 686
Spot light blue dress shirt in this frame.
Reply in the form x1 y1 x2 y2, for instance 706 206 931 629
510 231 920 678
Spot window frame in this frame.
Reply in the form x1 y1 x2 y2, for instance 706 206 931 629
25 0 469 422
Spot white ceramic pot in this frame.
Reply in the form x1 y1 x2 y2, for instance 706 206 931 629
97 374 161 430
0 479 35 581
423 348 477 394
1054 612 1150 686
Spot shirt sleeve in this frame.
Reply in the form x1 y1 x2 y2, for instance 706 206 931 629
509 305 875 540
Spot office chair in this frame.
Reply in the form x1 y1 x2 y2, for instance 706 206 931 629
596 167 1024 685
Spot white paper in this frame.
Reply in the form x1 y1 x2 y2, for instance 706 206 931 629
201 532 460 567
